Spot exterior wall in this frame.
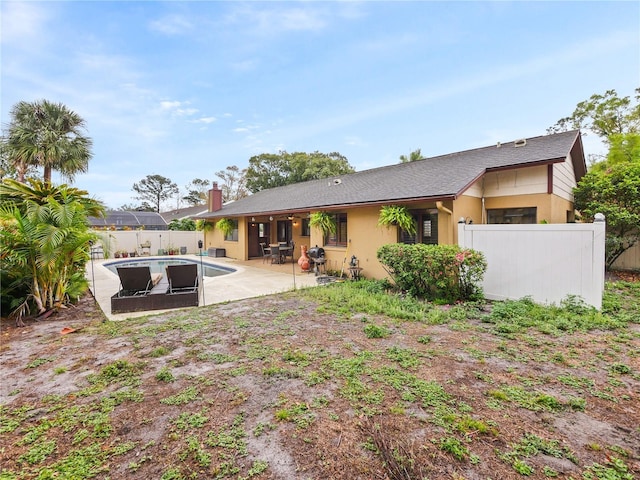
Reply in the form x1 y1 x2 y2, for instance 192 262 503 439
452 195 483 243
553 155 576 202
483 165 548 197
307 206 396 279
203 223 244 259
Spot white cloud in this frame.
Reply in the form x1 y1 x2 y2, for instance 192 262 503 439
193 116 216 124
0 2 50 45
148 14 193 35
159 100 198 117
225 4 329 34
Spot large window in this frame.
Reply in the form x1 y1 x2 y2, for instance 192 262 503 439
224 219 239 241
487 207 537 224
325 213 348 246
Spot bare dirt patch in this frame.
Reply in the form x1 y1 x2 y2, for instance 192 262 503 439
1 288 639 479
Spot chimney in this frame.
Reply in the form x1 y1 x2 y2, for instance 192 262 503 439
209 182 223 212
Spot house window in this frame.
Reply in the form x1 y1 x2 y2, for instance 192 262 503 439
301 218 311 237
487 207 536 224
224 219 239 241
325 213 348 246
400 211 438 245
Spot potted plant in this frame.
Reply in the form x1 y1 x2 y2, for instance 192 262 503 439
309 212 336 237
216 218 235 238
378 205 417 235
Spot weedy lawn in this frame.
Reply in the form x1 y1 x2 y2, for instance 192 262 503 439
1 280 638 479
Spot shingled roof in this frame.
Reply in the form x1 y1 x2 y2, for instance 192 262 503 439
198 130 585 219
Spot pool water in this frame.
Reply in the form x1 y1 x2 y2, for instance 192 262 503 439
104 258 234 278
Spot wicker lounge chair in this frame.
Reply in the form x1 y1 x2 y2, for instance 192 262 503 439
115 266 159 297
166 264 199 294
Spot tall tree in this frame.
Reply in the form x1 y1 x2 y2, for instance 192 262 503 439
399 148 422 163
2 100 93 183
245 151 354 193
132 174 178 213
182 178 211 206
551 89 640 268
215 166 248 202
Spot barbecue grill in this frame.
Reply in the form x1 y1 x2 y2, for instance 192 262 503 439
307 246 326 276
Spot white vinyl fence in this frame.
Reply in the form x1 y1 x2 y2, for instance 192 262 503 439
458 216 605 309
90 230 204 257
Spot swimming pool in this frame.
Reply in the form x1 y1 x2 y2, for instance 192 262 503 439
104 257 235 278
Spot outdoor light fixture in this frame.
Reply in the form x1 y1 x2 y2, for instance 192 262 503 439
269 216 273 221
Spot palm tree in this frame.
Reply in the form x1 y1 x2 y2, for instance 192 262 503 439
4 100 93 183
399 148 422 163
0 179 104 325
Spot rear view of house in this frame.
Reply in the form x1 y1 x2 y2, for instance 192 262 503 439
197 130 586 280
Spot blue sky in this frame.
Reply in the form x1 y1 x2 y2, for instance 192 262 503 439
2 1 638 210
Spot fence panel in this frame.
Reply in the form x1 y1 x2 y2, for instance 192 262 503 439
458 219 605 309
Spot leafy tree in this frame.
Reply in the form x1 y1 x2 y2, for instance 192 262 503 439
215 166 248 202
574 156 640 270
552 89 640 268
548 88 640 163
182 178 211 206
245 151 354 193
2 100 93 183
399 148 422 163
132 174 178 213
0 178 104 325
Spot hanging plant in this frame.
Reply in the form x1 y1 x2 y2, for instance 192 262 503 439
216 218 235 237
309 211 336 236
378 205 416 235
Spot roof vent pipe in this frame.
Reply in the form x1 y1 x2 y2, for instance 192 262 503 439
514 139 527 147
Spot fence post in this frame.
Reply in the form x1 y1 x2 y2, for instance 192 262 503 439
592 213 606 309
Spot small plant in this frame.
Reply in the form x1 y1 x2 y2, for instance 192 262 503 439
364 324 390 339
438 436 469 460
160 386 200 405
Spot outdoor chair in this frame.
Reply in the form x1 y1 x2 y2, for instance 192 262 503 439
166 264 199 294
115 266 159 297
260 242 271 263
270 245 281 264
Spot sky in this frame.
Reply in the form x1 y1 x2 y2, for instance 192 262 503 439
1 1 639 210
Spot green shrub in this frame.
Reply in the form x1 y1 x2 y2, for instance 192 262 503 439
376 244 486 302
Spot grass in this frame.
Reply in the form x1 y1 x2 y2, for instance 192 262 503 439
0 279 638 479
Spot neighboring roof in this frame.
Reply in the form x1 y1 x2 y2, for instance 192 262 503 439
160 205 208 223
89 211 168 229
197 130 585 219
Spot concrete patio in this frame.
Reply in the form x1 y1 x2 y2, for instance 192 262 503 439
86 255 321 321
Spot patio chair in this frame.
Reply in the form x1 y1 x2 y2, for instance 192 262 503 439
270 245 281 264
260 242 271 263
115 266 159 297
166 264 199 294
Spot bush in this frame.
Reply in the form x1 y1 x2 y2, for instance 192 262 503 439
376 244 486 302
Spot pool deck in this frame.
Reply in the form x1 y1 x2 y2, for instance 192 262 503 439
86 255 320 321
